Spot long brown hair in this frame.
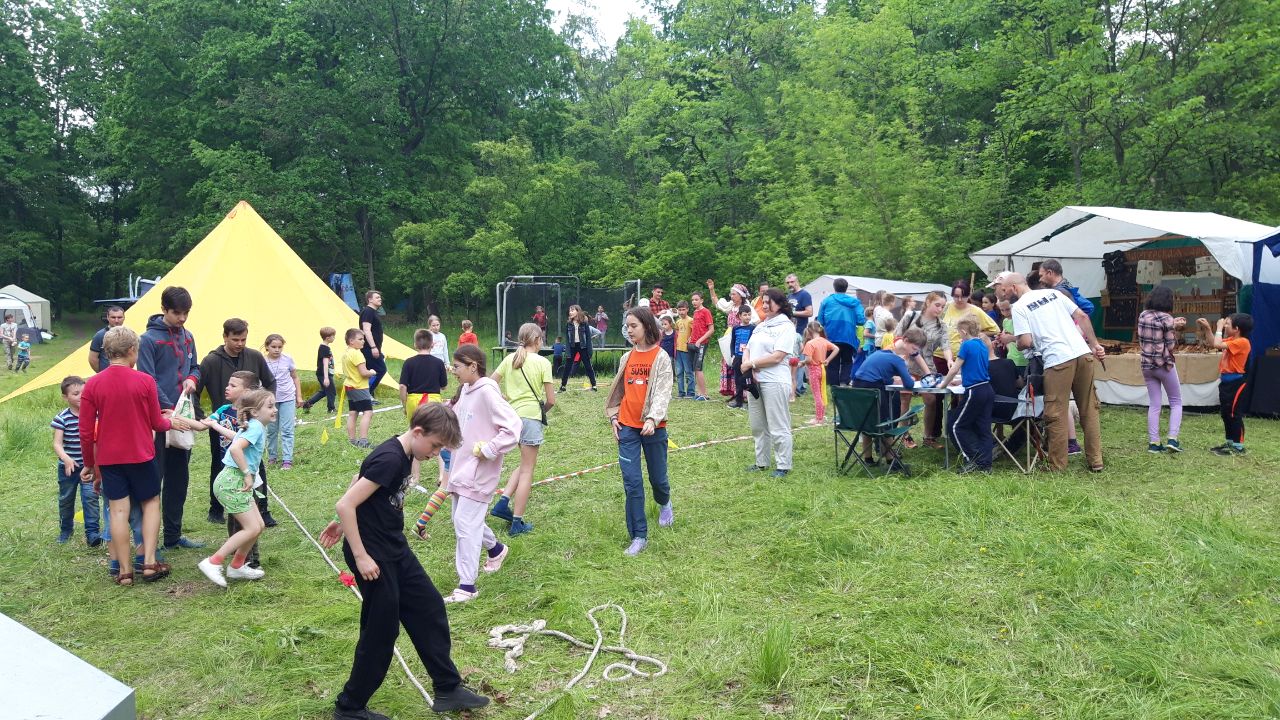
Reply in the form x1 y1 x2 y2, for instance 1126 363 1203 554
449 344 487 405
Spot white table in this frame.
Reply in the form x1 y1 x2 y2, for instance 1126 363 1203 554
886 384 965 468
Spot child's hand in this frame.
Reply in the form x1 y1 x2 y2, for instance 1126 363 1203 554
1196 317 1211 328
201 417 219 429
241 472 254 492
1216 317 1227 331
318 521 344 548
1173 316 1187 329
354 553 380 581
472 441 487 458
63 458 76 476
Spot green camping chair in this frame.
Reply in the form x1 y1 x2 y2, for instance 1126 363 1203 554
832 386 923 477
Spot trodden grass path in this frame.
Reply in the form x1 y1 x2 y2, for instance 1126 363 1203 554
1 317 1278 718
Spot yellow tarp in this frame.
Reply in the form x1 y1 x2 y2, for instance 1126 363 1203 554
1 201 412 403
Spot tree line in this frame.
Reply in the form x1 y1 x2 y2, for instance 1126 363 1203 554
3 0 1277 319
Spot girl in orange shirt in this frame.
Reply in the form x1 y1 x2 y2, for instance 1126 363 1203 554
802 322 838 424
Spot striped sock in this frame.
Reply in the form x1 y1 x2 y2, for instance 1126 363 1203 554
414 489 450 533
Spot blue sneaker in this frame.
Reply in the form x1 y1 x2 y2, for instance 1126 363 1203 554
771 469 790 478
57 532 71 544
1165 438 1182 453
490 497 514 522
694 395 709 402
509 518 534 536
1148 443 1165 454
165 536 206 550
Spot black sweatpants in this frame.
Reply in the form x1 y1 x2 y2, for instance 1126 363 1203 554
831 342 857 386
560 347 597 389
305 370 336 411
948 381 995 469
335 544 462 711
1219 376 1247 443
154 434 192 547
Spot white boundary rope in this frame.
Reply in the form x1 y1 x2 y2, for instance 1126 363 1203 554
295 403 405 427
488 604 668 720
265 484 435 707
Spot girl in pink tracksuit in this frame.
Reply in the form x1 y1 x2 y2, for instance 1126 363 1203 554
441 344 521 604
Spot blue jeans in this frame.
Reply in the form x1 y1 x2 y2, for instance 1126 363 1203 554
57 464 102 541
617 425 670 540
268 399 297 463
674 351 694 397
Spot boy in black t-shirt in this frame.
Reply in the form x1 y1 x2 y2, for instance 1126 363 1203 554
319 403 488 718
302 327 337 413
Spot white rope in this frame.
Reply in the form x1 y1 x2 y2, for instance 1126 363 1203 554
266 484 435 707
488 603 668 720
294 402 405 427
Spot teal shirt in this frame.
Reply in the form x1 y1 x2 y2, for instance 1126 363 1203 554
222 418 266 471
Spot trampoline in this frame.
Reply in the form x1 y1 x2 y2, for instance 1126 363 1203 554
492 277 642 373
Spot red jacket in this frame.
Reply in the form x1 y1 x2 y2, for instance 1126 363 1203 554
80 365 173 468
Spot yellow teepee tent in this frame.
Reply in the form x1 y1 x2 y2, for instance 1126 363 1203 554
1 201 413 403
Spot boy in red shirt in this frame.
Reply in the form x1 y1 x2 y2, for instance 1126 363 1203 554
1198 313 1253 455
81 326 197 585
689 291 715 401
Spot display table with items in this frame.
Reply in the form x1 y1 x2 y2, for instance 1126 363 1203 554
1092 342 1222 406
1101 243 1240 338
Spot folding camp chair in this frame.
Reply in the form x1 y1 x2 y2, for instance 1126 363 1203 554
992 361 1047 473
833 386 923 477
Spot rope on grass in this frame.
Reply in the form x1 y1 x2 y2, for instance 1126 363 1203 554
294 403 405 427
265 484 435 708
488 603 668 720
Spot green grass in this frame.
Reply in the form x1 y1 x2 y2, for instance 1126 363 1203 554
2 315 1279 718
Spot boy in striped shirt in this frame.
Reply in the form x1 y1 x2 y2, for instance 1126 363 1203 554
52 376 104 546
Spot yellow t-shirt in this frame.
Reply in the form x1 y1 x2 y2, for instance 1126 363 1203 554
674 316 693 352
496 352 553 421
342 347 367 389
880 332 895 350
942 303 999 356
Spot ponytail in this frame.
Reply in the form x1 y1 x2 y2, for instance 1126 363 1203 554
512 323 543 370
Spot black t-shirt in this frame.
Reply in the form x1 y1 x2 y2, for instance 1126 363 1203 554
349 437 414 560
359 306 384 350
398 354 448 394
316 343 333 373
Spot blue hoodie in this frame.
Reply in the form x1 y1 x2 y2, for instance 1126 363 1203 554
137 314 201 409
816 292 866 347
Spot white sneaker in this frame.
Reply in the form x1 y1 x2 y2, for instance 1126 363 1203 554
227 564 266 581
624 538 649 556
198 558 227 588
482 545 509 573
442 588 478 604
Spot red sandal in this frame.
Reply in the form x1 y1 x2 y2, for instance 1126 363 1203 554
115 572 134 587
141 562 171 583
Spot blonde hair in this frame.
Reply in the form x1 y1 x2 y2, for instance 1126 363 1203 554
237 389 275 424
804 321 827 341
956 318 980 339
512 323 543 369
103 326 139 360
461 319 473 330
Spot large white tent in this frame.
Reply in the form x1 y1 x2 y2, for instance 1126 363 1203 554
0 284 51 330
802 275 951 313
970 207 1272 297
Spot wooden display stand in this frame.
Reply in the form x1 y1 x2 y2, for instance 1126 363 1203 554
1101 244 1237 341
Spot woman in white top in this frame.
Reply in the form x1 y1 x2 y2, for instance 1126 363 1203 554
873 291 897 334
740 289 798 477
428 315 450 365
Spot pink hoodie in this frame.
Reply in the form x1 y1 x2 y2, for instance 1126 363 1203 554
447 377 521 503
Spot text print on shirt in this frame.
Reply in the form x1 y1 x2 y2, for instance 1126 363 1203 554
627 363 651 386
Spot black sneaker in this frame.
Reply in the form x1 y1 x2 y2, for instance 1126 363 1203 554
1210 442 1234 456
431 685 490 713
261 511 278 528
956 462 990 475
333 706 391 720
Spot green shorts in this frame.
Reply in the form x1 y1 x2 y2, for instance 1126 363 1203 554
213 466 256 515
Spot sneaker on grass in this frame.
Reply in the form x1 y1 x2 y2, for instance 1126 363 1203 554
482 544 509 573
658 503 674 527
1148 443 1166 453
431 685 490 713
509 518 534 536
197 558 227 588
1165 438 1182 452
1067 439 1083 456
624 538 648 556
227 564 265 581
442 587 478 604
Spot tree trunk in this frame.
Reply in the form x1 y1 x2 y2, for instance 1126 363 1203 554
357 206 375 291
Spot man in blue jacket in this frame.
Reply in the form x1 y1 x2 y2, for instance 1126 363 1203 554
815 277 865 386
1038 259 1095 317
137 286 205 551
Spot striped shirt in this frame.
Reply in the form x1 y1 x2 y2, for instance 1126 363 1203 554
51 408 83 465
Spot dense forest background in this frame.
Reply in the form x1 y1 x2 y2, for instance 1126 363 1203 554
3 0 1278 317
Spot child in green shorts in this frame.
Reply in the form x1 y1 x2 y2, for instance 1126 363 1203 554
197 389 274 587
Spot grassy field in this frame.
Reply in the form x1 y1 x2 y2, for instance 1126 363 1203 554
1 315 1278 719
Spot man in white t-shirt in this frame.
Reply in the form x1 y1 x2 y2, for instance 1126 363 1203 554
999 272 1107 472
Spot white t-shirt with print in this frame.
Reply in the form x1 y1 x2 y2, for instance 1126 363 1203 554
1011 288 1089 368
746 314 798 385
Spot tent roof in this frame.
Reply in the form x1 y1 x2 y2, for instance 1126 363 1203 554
804 275 951 299
0 284 49 304
971 206 1271 279
2 201 414 403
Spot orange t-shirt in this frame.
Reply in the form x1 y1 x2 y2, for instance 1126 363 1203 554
458 332 479 347
619 347 665 429
1220 336 1250 375
803 337 836 366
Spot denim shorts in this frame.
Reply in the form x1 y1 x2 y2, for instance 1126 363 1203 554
690 344 707 371
518 417 545 446
99 461 161 502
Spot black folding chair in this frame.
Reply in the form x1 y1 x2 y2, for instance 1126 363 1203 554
833 386 923 477
991 359 1047 473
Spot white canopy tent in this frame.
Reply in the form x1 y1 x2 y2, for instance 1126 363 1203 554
970 207 1272 297
802 275 951 313
0 294 36 329
0 284 50 330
